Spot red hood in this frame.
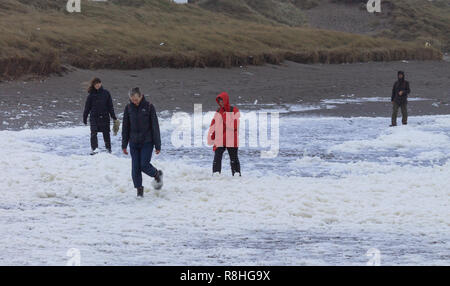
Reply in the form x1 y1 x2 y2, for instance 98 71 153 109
216 92 231 112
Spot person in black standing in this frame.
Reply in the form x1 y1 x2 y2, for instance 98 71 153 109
122 87 163 197
391 71 411 127
83 78 118 154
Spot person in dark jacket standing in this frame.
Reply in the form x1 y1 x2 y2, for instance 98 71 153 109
207 92 241 176
83 78 118 154
122 87 163 197
391 71 411 126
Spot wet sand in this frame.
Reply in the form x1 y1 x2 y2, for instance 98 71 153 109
0 60 449 130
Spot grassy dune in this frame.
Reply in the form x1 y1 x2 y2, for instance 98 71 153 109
0 0 443 79
381 0 450 52
198 0 450 51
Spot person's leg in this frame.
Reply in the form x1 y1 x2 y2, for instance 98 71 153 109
90 131 98 150
391 103 399 126
227 148 241 176
129 143 143 189
140 142 158 178
401 103 408 125
213 147 226 174
102 131 112 152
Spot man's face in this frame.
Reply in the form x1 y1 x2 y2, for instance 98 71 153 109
218 98 224 108
95 82 102 90
398 73 404 80
130 94 142 106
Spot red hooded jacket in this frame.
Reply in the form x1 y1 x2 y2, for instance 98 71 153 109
208 92 240 151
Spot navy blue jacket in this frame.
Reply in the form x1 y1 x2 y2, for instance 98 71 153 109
122 96 161 151
391 75 411 106
83 87 117 132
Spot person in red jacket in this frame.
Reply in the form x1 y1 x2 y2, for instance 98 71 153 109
208 92 241 176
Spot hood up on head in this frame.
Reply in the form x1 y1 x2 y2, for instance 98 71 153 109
398 71 405 81
216 92 231 112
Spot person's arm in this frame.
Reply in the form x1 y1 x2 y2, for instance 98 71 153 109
107 91 117 120
150 104 161 151
121 105 130 151
83 94 92 124
207 117 216 146
405 81 411 96
391 83 396 102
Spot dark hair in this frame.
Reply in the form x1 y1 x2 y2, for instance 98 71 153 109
129 87 142 97
88 78 102 93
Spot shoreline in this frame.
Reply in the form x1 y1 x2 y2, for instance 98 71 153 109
1 60 449 130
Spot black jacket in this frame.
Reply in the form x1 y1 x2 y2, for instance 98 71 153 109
83 87 117 132
391 74 411 106
122 96 161 150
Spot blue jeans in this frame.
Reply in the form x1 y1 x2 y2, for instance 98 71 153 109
129 142 157 188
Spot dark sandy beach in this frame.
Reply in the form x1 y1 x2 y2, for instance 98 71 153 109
0 60 449 130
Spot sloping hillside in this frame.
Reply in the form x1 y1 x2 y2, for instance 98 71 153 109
195 0 307 26
198 0 450 51
0 0 443 80
380 0 450 52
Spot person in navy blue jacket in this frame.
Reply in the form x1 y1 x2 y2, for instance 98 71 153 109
83 78 117 154
122 87 163 197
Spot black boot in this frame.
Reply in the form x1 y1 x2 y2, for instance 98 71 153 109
137 187 144 198
229 148 241 176
153 170 163 190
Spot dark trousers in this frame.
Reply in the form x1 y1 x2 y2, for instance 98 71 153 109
130 142 157 188
91 131 111 151
213 147 241 175
392 102 408 126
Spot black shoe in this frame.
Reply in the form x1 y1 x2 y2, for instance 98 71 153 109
389 124 396 127
153 170 163 190
137 187 144 198
106 148 112 154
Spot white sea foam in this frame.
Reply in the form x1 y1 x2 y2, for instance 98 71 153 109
0 115 449 265
329 125 450 153
322 97 431 104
